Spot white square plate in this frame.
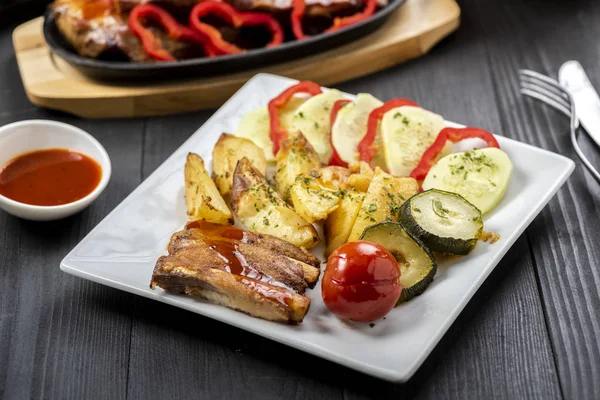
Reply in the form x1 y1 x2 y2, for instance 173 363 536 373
61 74 575 382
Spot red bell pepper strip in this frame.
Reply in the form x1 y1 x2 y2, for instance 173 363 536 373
129 4 215 61
268 81 323 155
328 99 351 167
325 0 378 33
189 1 284 55
358 98 420 163
292 0 378 40
410 127 501 180
291 0 308 40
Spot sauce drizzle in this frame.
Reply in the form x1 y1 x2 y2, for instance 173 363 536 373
186 220 294 305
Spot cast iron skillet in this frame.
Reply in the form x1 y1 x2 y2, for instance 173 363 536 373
43 0 407 81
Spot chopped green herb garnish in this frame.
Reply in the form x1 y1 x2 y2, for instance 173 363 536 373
431 199 453 219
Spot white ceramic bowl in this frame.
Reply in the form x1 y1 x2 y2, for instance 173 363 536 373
0 120 111 221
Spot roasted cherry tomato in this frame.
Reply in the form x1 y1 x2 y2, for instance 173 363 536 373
322 241 402 322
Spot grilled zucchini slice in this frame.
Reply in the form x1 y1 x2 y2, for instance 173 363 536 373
360 222 436 303
399 189 483 255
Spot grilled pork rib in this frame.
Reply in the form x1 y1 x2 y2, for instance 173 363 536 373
185 220 321 270
151 222 321 323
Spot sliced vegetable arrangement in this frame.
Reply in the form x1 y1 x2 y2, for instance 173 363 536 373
179 80 513 324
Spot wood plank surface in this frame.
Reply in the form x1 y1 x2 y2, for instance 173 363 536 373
0 21 145 397
1 0 599 398
0 112 145 399
470 0 600 398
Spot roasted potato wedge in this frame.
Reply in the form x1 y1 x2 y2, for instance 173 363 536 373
232 157 320 249
289 166 350 223
324 189 365 256
318 166 351 187
290 174 341 224
212 133 267 199
185 153 233 225
275 132 322 201
347 167 419 242
347 161 375 192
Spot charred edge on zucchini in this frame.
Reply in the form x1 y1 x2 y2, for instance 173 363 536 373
398 189 483 256
360 222 437 303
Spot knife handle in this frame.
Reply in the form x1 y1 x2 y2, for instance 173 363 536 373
559 60 600 149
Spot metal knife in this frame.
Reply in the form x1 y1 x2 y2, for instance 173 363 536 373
559 60 600 148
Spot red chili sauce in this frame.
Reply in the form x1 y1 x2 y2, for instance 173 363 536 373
0 148 102 206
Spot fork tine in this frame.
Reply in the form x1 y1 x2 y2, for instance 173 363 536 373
518 70 574 114
520 88 572 118
519 72 570 101
519 69 562 88
519 69 569 94
520 82 572 111
519 70 600 183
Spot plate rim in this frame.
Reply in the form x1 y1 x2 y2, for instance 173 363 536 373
60 72 576 382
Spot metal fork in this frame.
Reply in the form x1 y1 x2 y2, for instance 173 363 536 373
519 69 600 183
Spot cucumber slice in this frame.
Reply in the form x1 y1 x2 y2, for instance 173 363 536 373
380 106 448 176
331 93 383 165
422 147 513 214
290 90 344 163
360 222 436 303
399 189 483 255
235 97 307 163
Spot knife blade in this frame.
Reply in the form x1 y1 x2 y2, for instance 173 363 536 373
559 60 600 149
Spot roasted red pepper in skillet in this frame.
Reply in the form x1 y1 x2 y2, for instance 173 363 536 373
328 99 352 167
358 98 420 163
291 0 308 40
268 81 323 155
326 0 378 33
292 0 378 40
189 1 284 55
129 4 215 61
410 127 500 180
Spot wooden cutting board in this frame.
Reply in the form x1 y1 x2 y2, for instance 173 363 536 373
13 0 460 119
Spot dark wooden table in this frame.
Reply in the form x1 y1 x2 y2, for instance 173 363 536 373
2 0 600 399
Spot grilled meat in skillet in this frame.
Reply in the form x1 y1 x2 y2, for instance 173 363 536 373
51 0 203 61
51 0 388 62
